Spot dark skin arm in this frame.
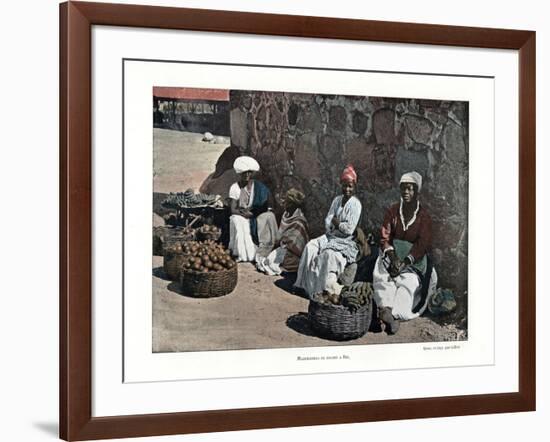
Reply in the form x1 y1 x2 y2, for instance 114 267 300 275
280 239 302 257
387 248 416 278
230 198 253 218
386 249 403 277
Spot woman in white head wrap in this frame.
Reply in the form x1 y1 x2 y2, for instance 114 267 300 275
372 171 438 334
228 156 278 262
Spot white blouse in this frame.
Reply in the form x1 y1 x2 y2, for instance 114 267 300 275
324 195 362 237
229 182 255 208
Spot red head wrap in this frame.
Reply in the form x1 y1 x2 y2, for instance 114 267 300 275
340 164 357 184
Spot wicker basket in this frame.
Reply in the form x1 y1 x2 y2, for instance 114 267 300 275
308 296 372 341
163 251 187 280
197 228 222 242
162 226 196 251
152 226 164 256
179 265 238 298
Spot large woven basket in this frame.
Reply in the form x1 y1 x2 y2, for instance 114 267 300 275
179 265 238 298
163 251 187 280
308 296 372 341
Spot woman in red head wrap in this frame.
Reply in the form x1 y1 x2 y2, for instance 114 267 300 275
340 164 357 184
294 164 362 297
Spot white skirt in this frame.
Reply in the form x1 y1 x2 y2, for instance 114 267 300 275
294 234 347 297
372 255 438 320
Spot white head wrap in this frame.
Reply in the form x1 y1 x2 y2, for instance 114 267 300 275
233 156 260 174
400 171 423 191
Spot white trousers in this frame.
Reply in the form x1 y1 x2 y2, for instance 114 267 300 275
372 255 438 320
228 215 257 262
229 212 278 262
294 235 347 297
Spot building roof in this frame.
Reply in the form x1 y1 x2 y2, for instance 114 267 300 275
153 87 229 101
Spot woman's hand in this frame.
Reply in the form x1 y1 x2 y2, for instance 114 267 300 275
285 243 302 257
331 216 340 228
387 250 403 278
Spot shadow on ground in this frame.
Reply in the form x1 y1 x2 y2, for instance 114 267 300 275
285 312 318 338
167 281 182 295
274 273 310 300
153 266 170 280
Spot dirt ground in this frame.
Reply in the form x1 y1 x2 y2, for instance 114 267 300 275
153 128 229 194
152 257 465 352
152 128 466 352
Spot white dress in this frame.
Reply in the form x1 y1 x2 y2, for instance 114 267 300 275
294 195 362 296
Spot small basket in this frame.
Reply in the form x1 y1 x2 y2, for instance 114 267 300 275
197 228 222 242
179 265 238 298
162 226 196 251
308 296 372 341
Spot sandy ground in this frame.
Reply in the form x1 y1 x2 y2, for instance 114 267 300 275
152 128 465 352
153 128 229 194
153 257 465 352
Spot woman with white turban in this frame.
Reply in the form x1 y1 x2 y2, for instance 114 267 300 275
372 171 438 334
228 156 278 262
294 165 362 297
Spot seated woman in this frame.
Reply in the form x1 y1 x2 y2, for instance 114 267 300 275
294 165 362 297
373 171 438 335
256 188 309 276
228 156 278 262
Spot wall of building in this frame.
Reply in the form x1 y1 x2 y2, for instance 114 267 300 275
204 90 469 299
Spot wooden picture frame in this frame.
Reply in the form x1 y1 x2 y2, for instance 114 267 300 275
59 1 536 440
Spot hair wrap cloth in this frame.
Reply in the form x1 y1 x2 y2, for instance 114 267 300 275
340 164 357 183
233 156 260 174
285 188 305 207
399 171 423 191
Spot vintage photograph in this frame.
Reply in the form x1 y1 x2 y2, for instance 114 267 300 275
151 86 468 352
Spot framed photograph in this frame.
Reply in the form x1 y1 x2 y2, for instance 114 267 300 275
60 1 535 440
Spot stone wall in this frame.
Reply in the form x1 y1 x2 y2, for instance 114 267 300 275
202 90 469 296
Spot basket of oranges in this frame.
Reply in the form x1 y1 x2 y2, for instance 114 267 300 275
178 240 237 298
196 224 222 242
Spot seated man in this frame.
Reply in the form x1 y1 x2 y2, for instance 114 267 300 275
228 156 278 262
256 188 309 276
372 171 438 335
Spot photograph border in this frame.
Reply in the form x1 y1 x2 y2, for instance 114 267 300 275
60 1 535 440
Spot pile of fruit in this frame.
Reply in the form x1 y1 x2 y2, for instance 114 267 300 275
162 189 222 209
198 225 220 235
178 240 236 273
314 282 372 313
197 224 221 240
